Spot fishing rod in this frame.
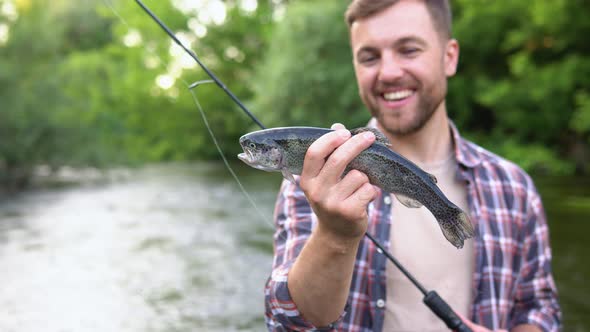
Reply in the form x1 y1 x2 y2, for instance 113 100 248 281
133 1 472 331
134 0 265 130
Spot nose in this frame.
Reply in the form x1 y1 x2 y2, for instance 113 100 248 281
378 53 403 82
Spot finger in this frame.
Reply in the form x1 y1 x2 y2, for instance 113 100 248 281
330 123 346 130
332 182 376 223
318 131 375 183
348 182 377 207
301 129 351 178
331 169 370 200
342 181 376 207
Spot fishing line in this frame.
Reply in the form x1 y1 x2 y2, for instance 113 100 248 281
101 0 278 232
102 0 129 27
186 82 277 229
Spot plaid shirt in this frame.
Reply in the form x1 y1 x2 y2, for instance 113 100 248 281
264 124 561 331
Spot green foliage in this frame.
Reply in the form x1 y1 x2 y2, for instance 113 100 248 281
449 0 590 173
571 91 590 137
253 0 367 128
0 0 114 188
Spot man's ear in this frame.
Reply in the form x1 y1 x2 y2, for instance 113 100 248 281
444 38 459 77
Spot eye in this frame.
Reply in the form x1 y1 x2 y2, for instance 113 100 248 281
400 47 420 57
359 55 377 63
359 57 378 67
249 142 256 149
356 50 379 66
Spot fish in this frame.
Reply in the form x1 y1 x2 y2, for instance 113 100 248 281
237 126 475 249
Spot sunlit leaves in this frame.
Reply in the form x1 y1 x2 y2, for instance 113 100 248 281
252 0 365 128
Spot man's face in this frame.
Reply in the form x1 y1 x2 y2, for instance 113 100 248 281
350 0 458 136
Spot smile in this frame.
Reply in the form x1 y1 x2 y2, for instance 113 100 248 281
383 89 414 102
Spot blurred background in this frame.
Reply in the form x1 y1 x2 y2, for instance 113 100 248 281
0 0 588 331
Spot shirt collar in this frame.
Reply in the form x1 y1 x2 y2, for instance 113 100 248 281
449 121 482 169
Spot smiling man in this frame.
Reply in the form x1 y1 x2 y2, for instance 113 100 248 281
264 1 561 331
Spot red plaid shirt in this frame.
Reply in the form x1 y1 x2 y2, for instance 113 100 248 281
264 124 561 331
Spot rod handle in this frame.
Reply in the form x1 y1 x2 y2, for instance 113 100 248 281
423 291 472 332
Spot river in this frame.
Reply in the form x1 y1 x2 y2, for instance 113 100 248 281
0 163 587 331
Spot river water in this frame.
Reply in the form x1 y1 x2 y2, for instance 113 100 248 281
0 163 587 331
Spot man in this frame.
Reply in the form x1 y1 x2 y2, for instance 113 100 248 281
264 0 561 331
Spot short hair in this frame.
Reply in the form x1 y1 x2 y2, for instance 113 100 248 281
345 0 453 39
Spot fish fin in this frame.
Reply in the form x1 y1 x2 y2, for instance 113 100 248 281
437 209 475 249
428 173 437 183
393 193 423 208
350 127 391 147
281 169 296 183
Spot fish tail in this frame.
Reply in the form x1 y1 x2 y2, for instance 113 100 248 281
438 210 475 249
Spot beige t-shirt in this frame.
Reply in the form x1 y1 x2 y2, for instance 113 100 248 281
382 154 474 332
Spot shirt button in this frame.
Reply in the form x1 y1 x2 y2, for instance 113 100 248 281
383 196 391 205
376 299 385 308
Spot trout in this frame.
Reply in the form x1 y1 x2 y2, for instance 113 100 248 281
237 126 475 249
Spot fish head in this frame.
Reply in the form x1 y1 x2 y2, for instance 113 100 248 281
238 133 284 172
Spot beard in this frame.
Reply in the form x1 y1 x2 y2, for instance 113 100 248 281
362 77 447 137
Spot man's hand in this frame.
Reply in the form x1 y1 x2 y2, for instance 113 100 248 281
299 123 377 243
287 123 377 326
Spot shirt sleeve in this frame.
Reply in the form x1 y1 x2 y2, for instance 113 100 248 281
264 178 346 331
510 181 562 332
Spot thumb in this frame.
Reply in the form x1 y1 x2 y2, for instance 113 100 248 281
331 123 347 131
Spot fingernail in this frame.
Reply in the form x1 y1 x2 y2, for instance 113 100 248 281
363 132 375 140
331 123 344 130
338 129 350 138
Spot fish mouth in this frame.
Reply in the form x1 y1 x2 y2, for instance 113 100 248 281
238 151 263 168
237 152 251 163
238 152 270 171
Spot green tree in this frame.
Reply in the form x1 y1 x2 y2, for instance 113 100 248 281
58 0 189 163
0 0 115 189
253 1 366 128
450 0 590 174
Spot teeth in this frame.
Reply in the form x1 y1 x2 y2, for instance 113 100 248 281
383 90 413 101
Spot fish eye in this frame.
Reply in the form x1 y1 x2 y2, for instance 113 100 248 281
249 142 256 149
